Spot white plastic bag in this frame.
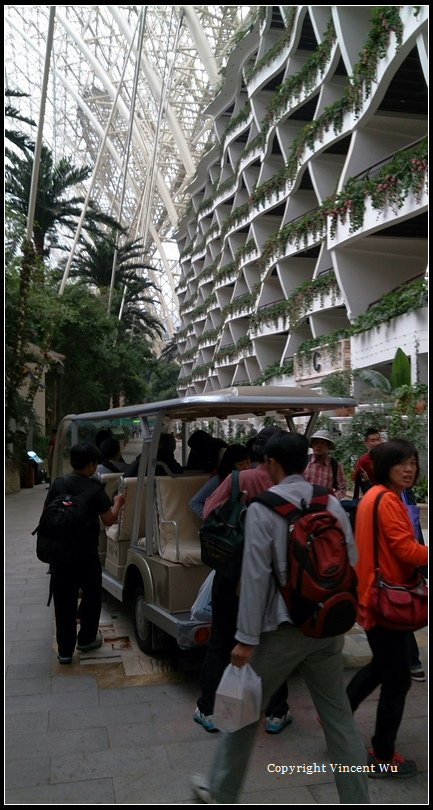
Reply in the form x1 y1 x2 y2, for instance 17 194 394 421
190 570 214 622
213 663 262 732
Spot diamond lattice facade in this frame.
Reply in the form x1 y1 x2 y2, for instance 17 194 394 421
175 6 428 396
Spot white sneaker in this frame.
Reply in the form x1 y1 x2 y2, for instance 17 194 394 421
191 773 217 804
265 710 293 734
193 707 219 733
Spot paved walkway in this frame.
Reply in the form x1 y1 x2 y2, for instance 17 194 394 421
5 485 428 804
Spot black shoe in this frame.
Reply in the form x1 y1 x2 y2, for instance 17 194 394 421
410 667 426 682
77 631 103 652
58 654 73 665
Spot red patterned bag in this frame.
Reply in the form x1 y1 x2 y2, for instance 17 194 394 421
370 493 428 631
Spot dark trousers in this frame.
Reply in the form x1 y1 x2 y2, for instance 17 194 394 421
51 554 102 657
409 632 422 668
346 624 412 760
197 573 289 717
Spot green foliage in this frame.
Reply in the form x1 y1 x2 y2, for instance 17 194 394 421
351 277 427 334
33 433 51 460
320 370 353 398
141 360 180 402
245 8 296 82
5 135 162 464
390 348 411 390
316 411 386 479
354 369 392 395
251 271 338 333
263 415 279 428
253 360 294 385
412 477 428 503
6 145 123 258
39 284 154 415
327 138 427 237
386 410 427 452
262 18 336 131
5 87 35 155
347 6 403 115
317 405 428 482
353 348 427 414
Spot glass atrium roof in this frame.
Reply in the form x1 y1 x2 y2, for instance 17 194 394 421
5 5 253 338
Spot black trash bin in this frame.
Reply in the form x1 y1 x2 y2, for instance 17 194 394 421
21 459 35 489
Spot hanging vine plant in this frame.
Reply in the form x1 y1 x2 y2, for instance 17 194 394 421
192 361 214 379
214 261 237 284
262 19 336 132
245 8 297 83
327 137 428 238
253 359 294 385
259 207 327 270
251 272 339 334
351 277 427 335
241 132 266 162
237 239 257 262
234 7 407 228
221 291 257 319
198 326 222 346
222 103 252 140
348 6 404 114
195 265 216 285
215 336 252 362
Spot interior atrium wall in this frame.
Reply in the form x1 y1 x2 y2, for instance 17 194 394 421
174 5 428 396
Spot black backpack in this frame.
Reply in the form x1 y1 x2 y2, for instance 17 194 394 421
33 477 102 569
253 485 358 638
199 470 247 581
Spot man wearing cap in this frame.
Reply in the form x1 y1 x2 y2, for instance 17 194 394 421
194 426 291 736
303 429 348 500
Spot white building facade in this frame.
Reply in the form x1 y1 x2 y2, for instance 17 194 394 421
174 5 428 397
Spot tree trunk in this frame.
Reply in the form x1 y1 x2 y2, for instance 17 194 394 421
33 227 45 260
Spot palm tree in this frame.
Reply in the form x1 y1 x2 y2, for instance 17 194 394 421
67 231 152 290
5 144 123 259
65 232 164 340
5 88 35 155
118 282 165 341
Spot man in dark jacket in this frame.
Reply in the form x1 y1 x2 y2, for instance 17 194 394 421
45 442 124 664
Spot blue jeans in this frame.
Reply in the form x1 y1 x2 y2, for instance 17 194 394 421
208 624 370 804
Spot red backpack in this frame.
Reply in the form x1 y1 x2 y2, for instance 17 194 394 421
253 485 358 638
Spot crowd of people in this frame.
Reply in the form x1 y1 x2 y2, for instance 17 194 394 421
187 425 427 803
44 419 427 804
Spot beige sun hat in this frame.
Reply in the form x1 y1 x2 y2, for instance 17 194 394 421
310 429 335 450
